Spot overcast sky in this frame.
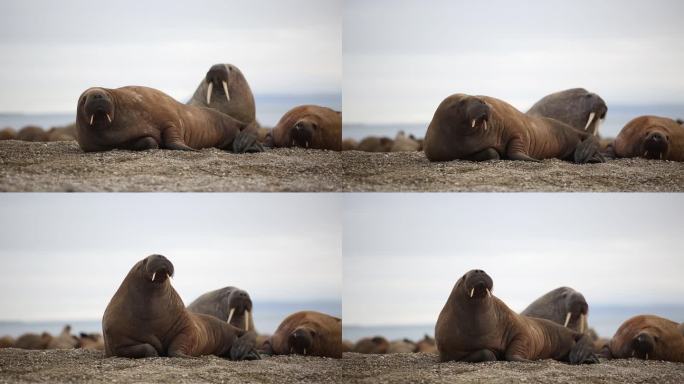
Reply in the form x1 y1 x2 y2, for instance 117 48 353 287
0 194 341 321
343 193 684 326
344 0 684 124
0 0 341 113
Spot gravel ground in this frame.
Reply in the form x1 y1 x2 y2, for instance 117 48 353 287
1 141 682 192
341 352 684 384
0 348 342 384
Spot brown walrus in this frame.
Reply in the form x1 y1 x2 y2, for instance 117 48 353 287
17 125 47 142
0 336 15 348
187 286 255 332
527 88 608 136
388 339 417 353
352 336 389 354
187 63 256 125
46 325 78 349
342 339 354 353
14 332 52 350
416 334 438 353
342 138 359 151
356 136 393 152
102 254 258 359
604 315 684 362
75 86 262 153
0 127 17 140
424 94 604 163
263 311 342 358
78 332 105 350
613 115 684 161
435 269 598 364
521 287 589 334
391 131 421 152
46 123 77 141
270 105 342 150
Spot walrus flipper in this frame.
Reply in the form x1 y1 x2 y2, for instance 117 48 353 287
466 148 500 162
230 332 258 360
232 130 264 153
112 343 159 358
161 124 197 151
573 137 605 164
129 136 159 151
568 334 599 364
459 349 497 362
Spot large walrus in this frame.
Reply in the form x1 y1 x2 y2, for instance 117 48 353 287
0 127 17 140
352 336 390 354
187 286 255 332
270 105 342 150
521 287 589 334
356 136 393 152
527 88 608 136
75 86 262 153
613 115 684 161
14 332 52 350
17 126 47 142
102 254 258 359
187 63 256 125
46 325 78 349
435 269 598 364
0 336 15 348
424 94 604 163
604 315 684 362
262 311 342 358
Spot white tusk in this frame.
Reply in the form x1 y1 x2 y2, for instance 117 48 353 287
89 115 94 126
584 112 595 131
486 288 491 297
244 310 250 331
564 312 571 327
469 288 474 298
643 151 648 157
166 274 170 280
483 121 488 131
227 308 235 324
659 153 663 160
579 314 585 333
471 119 476 128
305 141 309 148
106 114 112 123
303 348 306 355
206 82 213 104
151 272 156 282
594 118 603 135
222 81 230 101
631 350 635 357
645 353 648 360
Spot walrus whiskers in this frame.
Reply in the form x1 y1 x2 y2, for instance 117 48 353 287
584 112 595 131
222 81 230 101
206 82 213 104
227 307 236 324
564 312 572 327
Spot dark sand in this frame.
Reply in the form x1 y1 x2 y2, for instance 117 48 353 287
1 141 682 192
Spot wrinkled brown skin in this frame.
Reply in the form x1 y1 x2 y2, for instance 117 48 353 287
0 127 17 140
76 86 259 153
527 88 608 136
391 131 421 152
0 336 15 348
424 94 603 163
357 136 393 152
416 335 438 353
102 254 255 359
388 339 417 353
342 138 358 151
17 126 47 142
47 325 79 349
271 105 342 150
521 287 589 334
606 315 684 362
435 269 598 364
14 332 52 350
613 116 684 161
265 311 342 358
187 63 256 125
353 336 389 354
78 333 105 350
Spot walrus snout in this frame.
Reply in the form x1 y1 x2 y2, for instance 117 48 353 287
205 64 231 104
463 269 493 298
226 290 253 331
465 101 491 131
81 89 114 127
642 131 669 159
290 120 315 148
143 254 174 283
631 332 656 359
288 328 314 355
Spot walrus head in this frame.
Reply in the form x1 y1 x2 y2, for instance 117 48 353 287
460 269 493 300
433 95 493 157
205 64 233 104
224 289 253 331
288 117 323 149
562 289 589 332
140 254 174 284
288 327 318 355
580 91 608 134
79 88 115 129
641 130 669 159
630 332 657 359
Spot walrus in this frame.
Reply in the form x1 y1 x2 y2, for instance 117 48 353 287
46 123 77 141
14 332 52 350
262 311 342 358
435 269 598 364
187 63 256 125
613 115 684 161
46 325 79 349
342 138 359 151
424 94 604 163
78 332 105 350
391 131 421 152
102 254 257 359
388 339 417 353
0 336 14 348
75 86 262 153
604 315 684 362
527 88 608 136
521 287 589 334
17 125 47 142
0 127 17 140
357 136 393 152
416 334 438 353
352 336 389 354
342 339 354 353
270 105 342 150
187 286 255 332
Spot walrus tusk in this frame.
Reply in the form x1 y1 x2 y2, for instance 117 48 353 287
206 82 213 104
643 151 648 157
631 350 635 357
303 348 306 355
89 115 94 126
469 288 474 298
471 119 476 128
486 288 491 297
659 153 663 160
579 314 585 333
564 312 572 327
244 310 250 331
106 114 112 123
483 121 488 131
645 353 648 360
584 112 595 131
222 81 230 101
151 272 156 282
305 141 309 148
227 307 236 324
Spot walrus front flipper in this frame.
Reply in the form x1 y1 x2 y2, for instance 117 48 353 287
230 332 258 360
112 343 159 358
466 148 500 162
232 130 264 153
573 137 604 164
162 125 198 151
128 137 159 151
459 349 497 362
569 335 599 364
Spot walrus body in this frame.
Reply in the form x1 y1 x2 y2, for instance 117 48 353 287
606 315 684 362
357 136 393 152
0 127 17 140
78 333 105 350
265 311 342 358
271 105 342 150
416 335 437 353
187 286 255 332
46 123 77 141
613 116 684 161
14 332 52 350
102 254 256 359
435 269 597 364
0 336 15 348
187 63 256 125
391 131 421 152
527 88 607 136
388 339 417 353
521 287 589 334
342 138 358 151
46 325 78 349
17 126 47 142
353 336 389 354
76 86 261 153
424 94 604 163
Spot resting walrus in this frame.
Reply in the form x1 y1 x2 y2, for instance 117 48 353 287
521 287 589 334
187 63 256 125
187 286 255 332
263 311 342 358
424 94 604 163
102 254 258 359
435 269 598 364
76 86 262 153
527 88 608 136
613 115 684 161
270 105 342 150
604 315 684 362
